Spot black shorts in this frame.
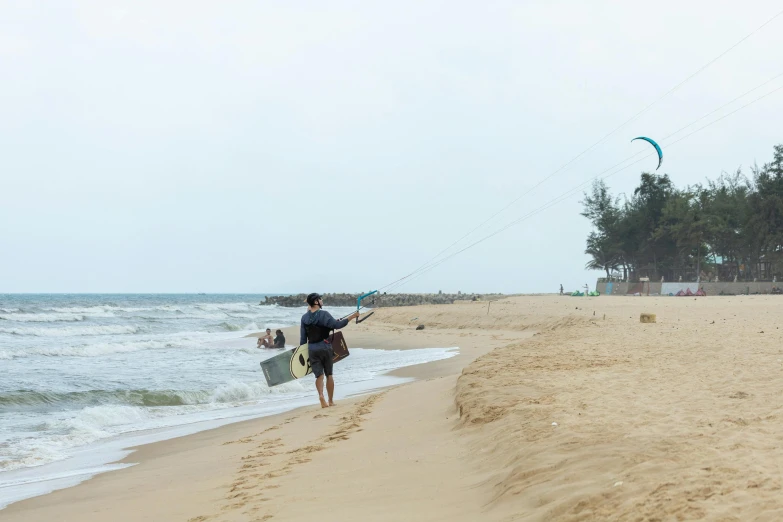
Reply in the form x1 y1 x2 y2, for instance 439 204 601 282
309 344 333 378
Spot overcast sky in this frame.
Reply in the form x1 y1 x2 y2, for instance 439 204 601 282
1 1 782 294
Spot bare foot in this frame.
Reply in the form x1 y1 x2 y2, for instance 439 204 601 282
319 396 328 408
328 401 336 407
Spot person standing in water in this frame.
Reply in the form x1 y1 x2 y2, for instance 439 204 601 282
300 293 359 408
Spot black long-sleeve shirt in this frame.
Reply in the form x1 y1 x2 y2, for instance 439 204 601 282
300 310 350 346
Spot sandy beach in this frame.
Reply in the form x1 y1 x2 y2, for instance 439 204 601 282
4 295 783 521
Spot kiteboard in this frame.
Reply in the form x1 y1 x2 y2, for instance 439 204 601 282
260 331 349 387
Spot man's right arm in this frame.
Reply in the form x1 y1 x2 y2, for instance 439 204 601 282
319 311 353 330
300 321 307 345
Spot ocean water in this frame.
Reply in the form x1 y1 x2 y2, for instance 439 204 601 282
0 294 457 507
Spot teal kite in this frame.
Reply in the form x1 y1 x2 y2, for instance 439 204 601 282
632 136 663 170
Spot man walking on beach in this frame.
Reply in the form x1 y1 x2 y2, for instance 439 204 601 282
300 293 359 408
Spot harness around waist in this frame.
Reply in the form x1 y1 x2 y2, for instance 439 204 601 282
306 323 332 344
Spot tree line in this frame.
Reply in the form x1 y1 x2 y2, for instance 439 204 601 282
581 144 783 283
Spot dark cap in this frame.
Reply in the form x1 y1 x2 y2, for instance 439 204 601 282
306 293 322 306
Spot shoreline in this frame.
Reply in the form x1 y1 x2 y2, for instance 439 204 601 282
7 295 783 520
0 316 485 516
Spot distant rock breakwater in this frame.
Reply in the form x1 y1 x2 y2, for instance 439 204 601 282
261 293 504 308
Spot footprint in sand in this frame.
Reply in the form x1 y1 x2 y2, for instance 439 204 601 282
288 456 312 465
260 438 284 449
287 444 325 454
222 436 255 445
206 392 387 522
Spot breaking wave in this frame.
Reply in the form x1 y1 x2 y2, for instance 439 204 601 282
0 324 140 337
1 380 307 411
218 321 259 332
0 338 200 359
0 313 86 323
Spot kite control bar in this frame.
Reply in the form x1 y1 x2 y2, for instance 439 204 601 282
356 290 378 324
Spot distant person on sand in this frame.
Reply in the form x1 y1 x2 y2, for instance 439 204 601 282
257 328 274 348
300 293 359 408
559 284 564 295
273 329 285 348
